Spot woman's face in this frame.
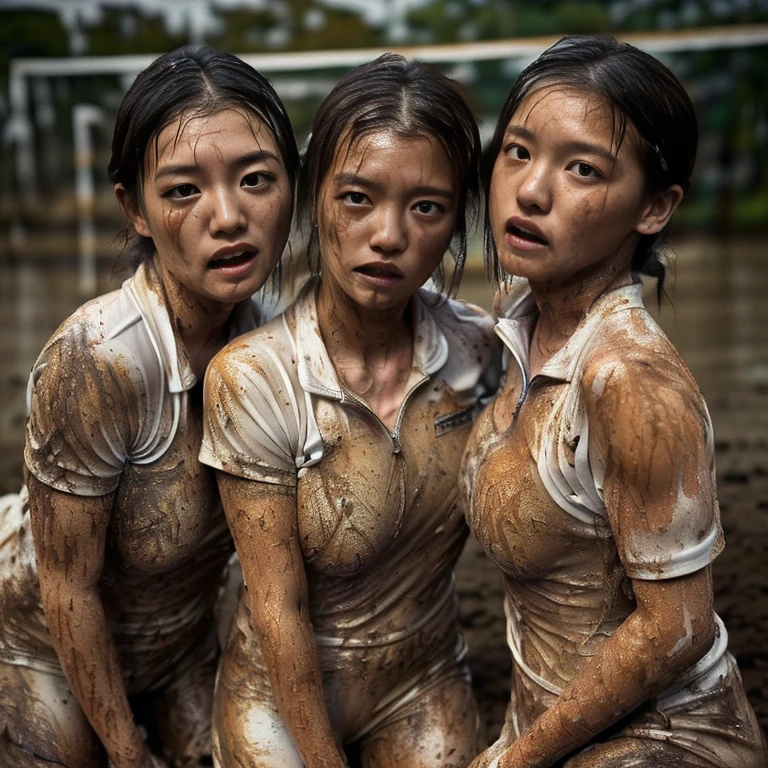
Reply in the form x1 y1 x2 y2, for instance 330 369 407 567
316 131 458 312
489 86 655 289
118 108 292 307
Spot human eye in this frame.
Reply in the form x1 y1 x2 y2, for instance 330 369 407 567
242 171 274 188
412 200 445 217
568 161 602 179
503 144 530 161
163 183 199 200
341 191 370 206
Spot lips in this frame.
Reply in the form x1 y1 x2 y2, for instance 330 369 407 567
208 248 256 269
353 262 404 280
506 217 548 246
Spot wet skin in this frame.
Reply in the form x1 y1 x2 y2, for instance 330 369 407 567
316 132 458 429
121 107 292 313
210 131 486 767
462 87 756 767
1 108 292 768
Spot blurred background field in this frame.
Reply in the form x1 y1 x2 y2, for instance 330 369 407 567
0 0 767 745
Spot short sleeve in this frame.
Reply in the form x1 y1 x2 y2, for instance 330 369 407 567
430 296 502 401
587 352 724 581
200 334 305 487
24 325 133 496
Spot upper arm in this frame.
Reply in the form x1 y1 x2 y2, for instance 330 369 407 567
201 339 305 484
27 474 113 594
583 351 720 665
216 472 305 629
25 330 134 496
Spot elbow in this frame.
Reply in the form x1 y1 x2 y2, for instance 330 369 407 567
676 610 716 667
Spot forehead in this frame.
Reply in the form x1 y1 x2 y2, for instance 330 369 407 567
329 130 450 174
148 107 275 167
511 86 616 134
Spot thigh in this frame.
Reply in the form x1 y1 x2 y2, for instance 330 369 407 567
0 662 104 767
565 657 768 768
361 664 481 768
211 644 303 768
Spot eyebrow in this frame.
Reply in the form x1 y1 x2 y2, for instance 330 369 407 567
503 125 617 165
332 172 454 199
153 149 280 181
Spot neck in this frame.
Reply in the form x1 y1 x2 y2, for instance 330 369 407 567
527 256 632 375
316 278 414 392
156 260 235 379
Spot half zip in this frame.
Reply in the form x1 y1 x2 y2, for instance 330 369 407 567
340 370 430 454
508 346 530 431
338 376 428 540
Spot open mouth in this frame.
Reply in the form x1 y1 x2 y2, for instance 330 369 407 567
354 265 403 279
208 251 255 269
508 225 548 246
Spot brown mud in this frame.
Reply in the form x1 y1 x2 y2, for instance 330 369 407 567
1 236 766 747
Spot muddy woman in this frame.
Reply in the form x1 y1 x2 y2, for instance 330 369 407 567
200 54 500 767
461 35 768 768
0 46 298 767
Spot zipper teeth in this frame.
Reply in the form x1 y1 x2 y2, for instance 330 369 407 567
342 373 429 452
392 373 429 442
510 352 529 430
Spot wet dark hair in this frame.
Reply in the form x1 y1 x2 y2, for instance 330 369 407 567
484 35 698 298
108 45 299 269
301 52 482 297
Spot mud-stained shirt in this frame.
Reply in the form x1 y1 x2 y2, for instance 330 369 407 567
2 260 262 689
25 260 262 494
200 281 500 644
460 277 729 729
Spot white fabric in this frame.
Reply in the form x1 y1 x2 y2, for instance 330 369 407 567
493 276 730 717
495 276 722 580
25 260 263 495
201 281 498 487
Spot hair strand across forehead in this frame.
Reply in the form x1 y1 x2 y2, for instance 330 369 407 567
108 45 299 271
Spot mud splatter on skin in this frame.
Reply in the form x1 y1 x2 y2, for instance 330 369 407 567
463 81 753 757
460 290 768 766
206 292 497 767
6 269 247 767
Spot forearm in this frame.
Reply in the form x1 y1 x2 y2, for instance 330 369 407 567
499 605 714 768
43 585 148 768
256 607 347 768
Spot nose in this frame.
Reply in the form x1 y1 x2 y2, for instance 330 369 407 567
516 161 552 213
369 205 408 254
208 186 247 235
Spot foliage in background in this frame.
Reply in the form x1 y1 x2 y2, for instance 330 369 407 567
1 0 767 232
